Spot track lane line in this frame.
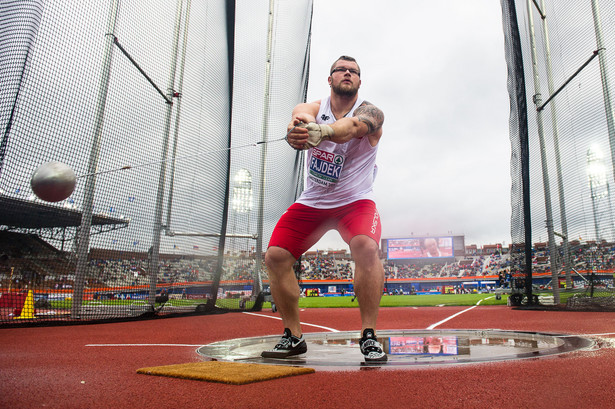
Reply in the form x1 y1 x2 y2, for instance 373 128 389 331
426 297 490 330
86 343 203 347
86 313 341 347
426 305 478 330
242 311 340 332
557 332 615 337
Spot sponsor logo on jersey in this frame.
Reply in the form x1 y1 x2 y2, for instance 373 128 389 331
308 148 345 186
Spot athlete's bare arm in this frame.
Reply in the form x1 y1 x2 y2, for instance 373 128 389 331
288 101 321 130
286 101 320 149
330 101 384 147
286 100 384 149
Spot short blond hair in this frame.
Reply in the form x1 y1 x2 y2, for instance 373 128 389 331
330 55 361 76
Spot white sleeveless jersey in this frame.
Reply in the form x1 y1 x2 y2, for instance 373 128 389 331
296 96 379 209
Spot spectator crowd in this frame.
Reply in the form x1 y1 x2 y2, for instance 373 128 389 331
1 229 614 292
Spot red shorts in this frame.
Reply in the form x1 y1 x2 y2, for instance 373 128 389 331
268 199 381 259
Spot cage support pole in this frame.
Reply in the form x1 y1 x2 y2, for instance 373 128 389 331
538 0 571 289
165 0 191 233
591 0 615 191
254 0 276 296
72 0 120 318
526 0 559 304
149 0 184 306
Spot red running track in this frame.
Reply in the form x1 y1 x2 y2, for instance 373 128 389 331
1 306 614 409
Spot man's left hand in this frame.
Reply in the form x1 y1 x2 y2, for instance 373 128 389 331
297 122 334 149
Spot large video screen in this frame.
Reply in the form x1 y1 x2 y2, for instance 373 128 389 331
386 236 454 260
388 336 459 355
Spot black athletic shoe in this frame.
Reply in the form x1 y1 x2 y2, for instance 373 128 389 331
261 328 307 358
360 328 388 362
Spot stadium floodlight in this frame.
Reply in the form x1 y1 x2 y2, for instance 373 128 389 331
166 168 256 241
232 169 253 213
587 145 608 196
230 169 254 257
587 145 612 241
587 145 606 180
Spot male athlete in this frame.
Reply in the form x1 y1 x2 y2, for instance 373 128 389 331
262 55 387 362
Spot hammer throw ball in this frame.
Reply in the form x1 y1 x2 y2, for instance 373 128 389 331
31 161 76 202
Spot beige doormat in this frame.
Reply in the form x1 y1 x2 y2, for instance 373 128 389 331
137 361 315 385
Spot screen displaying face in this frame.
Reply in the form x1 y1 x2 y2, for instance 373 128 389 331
386 237 454 260
388 336 458 355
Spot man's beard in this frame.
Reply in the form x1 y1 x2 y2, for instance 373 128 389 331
332 81 358 97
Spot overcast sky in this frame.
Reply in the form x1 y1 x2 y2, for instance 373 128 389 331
305 0 511 251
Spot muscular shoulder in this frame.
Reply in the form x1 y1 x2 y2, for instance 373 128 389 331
293 100 321 117
354 100 384 134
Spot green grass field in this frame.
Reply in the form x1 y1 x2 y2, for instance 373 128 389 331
50 294 502 311
295 293 507 308
281 290 599 309
264 290 598 309
47 290 599 311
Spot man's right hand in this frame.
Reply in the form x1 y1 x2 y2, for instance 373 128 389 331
300 122 334 149
287 122 334 150
285 120 310 150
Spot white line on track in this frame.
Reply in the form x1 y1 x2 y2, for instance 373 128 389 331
86 344 203 347
86 313 340 347
426 297 489 330
426 306 477 330
84 300 614 348
242 311 340 332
